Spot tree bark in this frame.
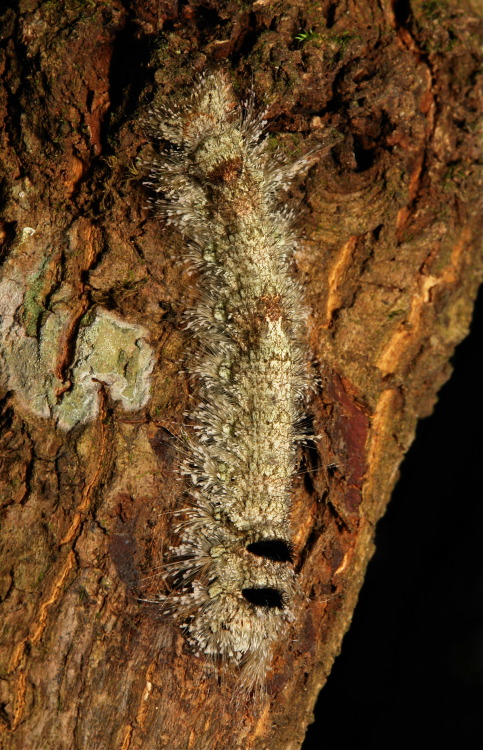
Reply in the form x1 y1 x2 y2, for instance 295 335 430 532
0 1 481 749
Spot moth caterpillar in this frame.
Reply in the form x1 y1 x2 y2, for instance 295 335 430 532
144 72 316 688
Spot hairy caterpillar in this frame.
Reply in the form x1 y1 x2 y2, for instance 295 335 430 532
144 72 317 689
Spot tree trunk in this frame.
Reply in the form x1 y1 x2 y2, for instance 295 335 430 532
0 2 481 749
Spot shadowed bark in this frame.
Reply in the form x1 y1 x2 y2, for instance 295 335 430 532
0 1 481 749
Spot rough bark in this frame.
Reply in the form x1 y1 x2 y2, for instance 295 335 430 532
0 1 481 749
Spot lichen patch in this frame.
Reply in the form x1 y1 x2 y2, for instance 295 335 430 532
0 263 154 430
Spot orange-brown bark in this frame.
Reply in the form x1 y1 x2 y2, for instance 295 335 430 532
0 1 481 749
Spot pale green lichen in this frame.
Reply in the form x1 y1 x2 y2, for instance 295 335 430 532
0 277 51 418
0 262 154 430
55 309 154 430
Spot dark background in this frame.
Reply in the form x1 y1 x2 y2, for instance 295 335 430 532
304 288 483 748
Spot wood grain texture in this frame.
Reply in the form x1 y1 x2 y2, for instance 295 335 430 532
0 1 481 749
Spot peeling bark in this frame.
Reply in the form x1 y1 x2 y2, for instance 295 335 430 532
0 2 481 749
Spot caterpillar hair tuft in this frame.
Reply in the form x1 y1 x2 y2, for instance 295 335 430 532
143 71 318 690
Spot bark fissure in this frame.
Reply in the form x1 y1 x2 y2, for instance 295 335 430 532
0 1 481 749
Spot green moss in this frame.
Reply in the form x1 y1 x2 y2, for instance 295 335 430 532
295 28 359 51
295 29 320 45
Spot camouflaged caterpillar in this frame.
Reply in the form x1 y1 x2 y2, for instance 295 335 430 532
144 72 316 689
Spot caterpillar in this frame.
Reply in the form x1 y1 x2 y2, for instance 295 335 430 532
144 72 317 689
